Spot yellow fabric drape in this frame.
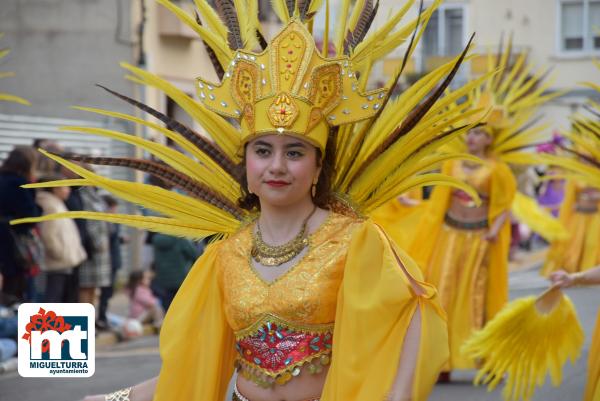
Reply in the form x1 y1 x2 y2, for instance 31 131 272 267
155 220 448 401
370 190 426 249
410 158 516 321
542 181 600 276
323 221 448 401
155 243 237 401
585 309 600 401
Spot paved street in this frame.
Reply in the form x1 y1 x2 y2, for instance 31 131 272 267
0 265 598 401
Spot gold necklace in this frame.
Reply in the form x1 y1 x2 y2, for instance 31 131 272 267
251 207 317 267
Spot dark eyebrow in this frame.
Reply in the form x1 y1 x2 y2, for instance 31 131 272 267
252 140 272 148
285 142 307 149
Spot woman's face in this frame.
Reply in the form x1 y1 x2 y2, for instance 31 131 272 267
246 134 321 208
466 127 492 154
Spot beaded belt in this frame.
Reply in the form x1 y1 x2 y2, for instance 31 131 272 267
576 205 598 214
235 314 333 388
444 213 488 230
232 383 320 401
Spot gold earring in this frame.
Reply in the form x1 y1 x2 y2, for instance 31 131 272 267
311 178 318 198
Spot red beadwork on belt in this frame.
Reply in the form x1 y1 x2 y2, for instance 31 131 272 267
236 321 332 374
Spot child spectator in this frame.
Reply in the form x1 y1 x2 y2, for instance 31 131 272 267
127 270 163 331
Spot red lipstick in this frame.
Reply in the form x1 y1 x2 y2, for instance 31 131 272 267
265 180 290 187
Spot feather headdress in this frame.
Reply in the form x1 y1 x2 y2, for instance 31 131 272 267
13 0 489 237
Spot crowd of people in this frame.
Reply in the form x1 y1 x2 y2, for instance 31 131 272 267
0 140 201 366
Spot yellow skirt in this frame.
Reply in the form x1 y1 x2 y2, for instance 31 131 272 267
425 224 489 370
543 210 600 275
585 310 600 401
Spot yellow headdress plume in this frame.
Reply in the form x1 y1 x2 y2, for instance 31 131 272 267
12 0 490 238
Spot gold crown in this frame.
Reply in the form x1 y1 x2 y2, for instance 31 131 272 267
196 20 387 151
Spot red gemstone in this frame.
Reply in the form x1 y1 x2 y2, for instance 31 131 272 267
287 64 292 68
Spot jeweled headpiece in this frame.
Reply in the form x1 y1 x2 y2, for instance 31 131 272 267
197 20 386 151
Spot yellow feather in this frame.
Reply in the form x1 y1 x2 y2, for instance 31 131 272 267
0 94 30 105
333 0 352 55
23 179 90 188
121 63 241 161
59 125 238 202
193 0 229 41
11 212 230 239
511 192 569 242
156 0 233 66
270 0 290 23
71 105 239 197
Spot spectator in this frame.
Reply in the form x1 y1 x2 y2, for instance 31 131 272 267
0 146 42 302
32 139 63 176
151 233 198 312
97 195 127 330
78 185 111 307
127 270 163 330
36 175 87 303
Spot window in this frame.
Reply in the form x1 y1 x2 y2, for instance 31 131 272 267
423 6 466 57
558 0 600 53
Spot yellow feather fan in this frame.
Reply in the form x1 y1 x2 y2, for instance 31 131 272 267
511 192 568 242
462 286 584 401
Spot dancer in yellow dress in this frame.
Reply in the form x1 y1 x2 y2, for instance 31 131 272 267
542 148 600 275
411 39 563 376
13 1 493 400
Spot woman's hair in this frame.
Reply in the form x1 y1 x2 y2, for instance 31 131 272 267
237 134 337 211
0 146 38 177
127 270 145 298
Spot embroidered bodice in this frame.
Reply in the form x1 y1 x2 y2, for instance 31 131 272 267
217 212 360 386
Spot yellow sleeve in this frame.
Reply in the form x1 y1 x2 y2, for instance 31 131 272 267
486 160 516 319
155 242 236 401
322 221 448 401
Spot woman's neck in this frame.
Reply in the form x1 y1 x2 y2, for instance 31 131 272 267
258 198 316 245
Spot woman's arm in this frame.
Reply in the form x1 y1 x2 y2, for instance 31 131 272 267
484 210 510 242
387 308 422 401
81 377 157 401
550 266 600 288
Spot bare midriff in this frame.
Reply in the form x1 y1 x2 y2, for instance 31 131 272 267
576 187 600 211
447 192 489 223
236 366 328 401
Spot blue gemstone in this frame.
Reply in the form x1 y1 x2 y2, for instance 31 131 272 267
310 345 320 351
254 358 262 365
284 357 293 365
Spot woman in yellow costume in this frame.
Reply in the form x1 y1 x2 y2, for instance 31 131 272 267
411 40 562 379
542 123 600 275
14 0 490 400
